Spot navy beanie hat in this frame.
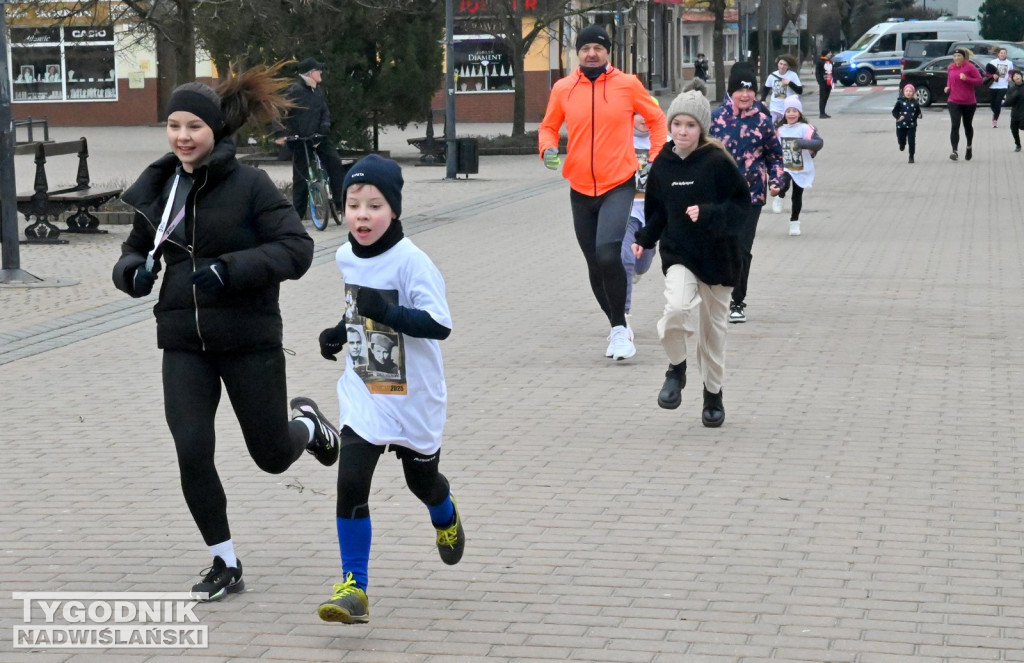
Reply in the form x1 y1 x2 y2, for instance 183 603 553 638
576 24 612 52
342 154 403 218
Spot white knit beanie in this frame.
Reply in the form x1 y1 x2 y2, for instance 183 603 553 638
665 90 711 135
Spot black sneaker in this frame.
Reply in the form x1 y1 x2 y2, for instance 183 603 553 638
191 556 244 602
950 151 958 161
291 397 340 466
965 146 972 161
435 498 465 565
729 303 746 324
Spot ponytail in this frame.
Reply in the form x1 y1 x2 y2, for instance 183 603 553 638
215 61 295 139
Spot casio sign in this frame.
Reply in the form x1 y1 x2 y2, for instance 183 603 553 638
71 28 108 39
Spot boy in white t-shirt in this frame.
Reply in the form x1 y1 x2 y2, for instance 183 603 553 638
987 48 1014 128
307 155 464 625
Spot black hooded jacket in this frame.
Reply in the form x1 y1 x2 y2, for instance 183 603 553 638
112 139 313 352
274 76 331 138
637 140 751 287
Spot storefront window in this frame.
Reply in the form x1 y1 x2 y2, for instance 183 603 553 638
454 35 514 93
9 25 117 102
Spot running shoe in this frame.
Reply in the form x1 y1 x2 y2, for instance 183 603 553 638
435 498 465 565
191 556 244 602
729 303 746 324
291 397 340 466
318 573 369 624
608 325 636 360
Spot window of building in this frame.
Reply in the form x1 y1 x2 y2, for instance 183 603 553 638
453 35 514 93
682 35 699 63
9 25 117 102
724 33 739 61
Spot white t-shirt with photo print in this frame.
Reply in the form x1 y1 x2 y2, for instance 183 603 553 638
334 237 452 454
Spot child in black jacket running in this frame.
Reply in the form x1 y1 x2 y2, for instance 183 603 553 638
633 90 750 428
892 83 923 163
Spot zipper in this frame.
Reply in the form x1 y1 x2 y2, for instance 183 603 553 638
590 79 597 196
190 170 209 351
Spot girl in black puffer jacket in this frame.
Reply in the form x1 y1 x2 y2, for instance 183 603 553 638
112 64 338 602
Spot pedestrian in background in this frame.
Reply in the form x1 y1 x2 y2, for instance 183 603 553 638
1003 70 1024 152
944 48 983 161
815 48 834 119
633 89 750 427
538 24 666 361
694 53 709 82
112 63 340 602
892 83 923 163
621 96 663 324
762 54 803 124
774 96 824 236
710 62 785 324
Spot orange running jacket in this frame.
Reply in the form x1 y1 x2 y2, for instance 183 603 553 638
538 66 667 197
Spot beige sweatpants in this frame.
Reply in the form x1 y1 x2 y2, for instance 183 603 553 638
656 264 732 394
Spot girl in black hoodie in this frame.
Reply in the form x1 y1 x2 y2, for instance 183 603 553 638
112 64 339 602
634 89 750 428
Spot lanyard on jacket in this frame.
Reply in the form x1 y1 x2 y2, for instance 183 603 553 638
146 173 186 272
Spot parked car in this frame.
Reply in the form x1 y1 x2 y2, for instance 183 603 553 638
900 54 995 107
951 39 1024 68
902 39 960 71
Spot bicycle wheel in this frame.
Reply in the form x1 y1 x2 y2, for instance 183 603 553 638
308 180 329 231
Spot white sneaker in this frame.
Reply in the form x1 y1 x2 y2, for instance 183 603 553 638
608 325 636 361
789 220 801 236
771 196 783 214
632 271 643 285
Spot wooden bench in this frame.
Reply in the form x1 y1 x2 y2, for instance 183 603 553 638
407 109 448 166
15 137 123 243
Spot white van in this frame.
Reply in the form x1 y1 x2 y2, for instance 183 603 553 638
832 18 979 86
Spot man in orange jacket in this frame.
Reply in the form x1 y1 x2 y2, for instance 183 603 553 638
539 24 666 361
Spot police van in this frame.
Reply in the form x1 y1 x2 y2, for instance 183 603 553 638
833 18 979 86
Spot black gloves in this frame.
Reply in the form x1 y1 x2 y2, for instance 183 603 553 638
356 287 389 323
191 260 229 292
319 325 346 361
132 264 158 297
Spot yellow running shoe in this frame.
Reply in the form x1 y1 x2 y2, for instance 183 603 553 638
317 573 369 624
434 498 465 565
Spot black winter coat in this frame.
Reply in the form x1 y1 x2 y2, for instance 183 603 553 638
112 139 313 352
274 76 331 138
637 140 751 287
1004 81 1024 123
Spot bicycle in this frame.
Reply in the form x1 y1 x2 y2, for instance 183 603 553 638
286 134 341 231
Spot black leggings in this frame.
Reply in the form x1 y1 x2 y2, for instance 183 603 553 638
731 204 763 307
336 428 450 520
948 103 976 152
896 126 917 157
1012 117 1023 148
163 349 309 545
990 89 1006 121
569 177 635 328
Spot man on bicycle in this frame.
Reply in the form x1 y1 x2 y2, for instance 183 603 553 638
274 57 349 217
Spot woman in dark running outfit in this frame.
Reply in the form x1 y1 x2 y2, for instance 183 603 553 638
944 48 983 161
112 64 341 602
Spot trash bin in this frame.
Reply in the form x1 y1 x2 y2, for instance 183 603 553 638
455 138 479 175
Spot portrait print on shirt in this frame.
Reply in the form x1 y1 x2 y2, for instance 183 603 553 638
344 283 407 394
781 137 805 171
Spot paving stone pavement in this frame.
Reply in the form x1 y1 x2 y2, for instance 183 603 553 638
1 105 1023 662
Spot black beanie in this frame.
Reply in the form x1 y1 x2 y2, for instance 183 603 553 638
342 154 403 218
727 62 758 95
167 83 225 138
576 24 612 52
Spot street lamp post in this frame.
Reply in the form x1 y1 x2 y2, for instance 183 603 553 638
444 0 457 180
0 0 42 283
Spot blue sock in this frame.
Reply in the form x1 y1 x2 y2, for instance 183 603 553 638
336 517 371 590
427 494 455 528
